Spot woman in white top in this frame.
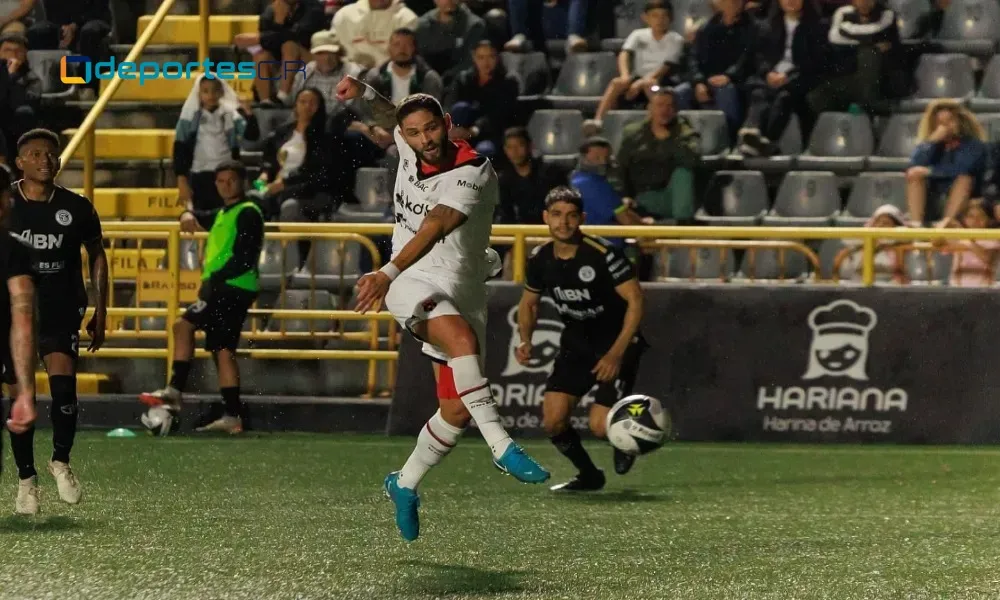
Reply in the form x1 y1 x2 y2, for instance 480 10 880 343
837 204 909 284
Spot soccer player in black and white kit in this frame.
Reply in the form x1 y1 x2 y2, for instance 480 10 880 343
5 129 109 514
516 186 648 492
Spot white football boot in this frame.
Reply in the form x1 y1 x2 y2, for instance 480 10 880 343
139 386 182 412
15 476 40 515
195 415 243 435
48 461 82 505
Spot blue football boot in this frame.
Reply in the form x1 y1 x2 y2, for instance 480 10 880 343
492 443 551 483
384 472 420 541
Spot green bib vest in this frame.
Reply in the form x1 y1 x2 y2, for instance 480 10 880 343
201 200 263 292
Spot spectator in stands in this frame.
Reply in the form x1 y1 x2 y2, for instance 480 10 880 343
1 33 39 102
939 199 999 287
415 0 486 85
906 100 987 227
571 137 650 248
444 39 518 157
497 127 567 225
0 0 33 35
616 86 699 224
586 0 684 136
26 0 110 92
259 87 351 224
805 0 901 116
364 28 443 104
837 204 908 283
235 0 325 106
505 0 589 54
332 0 419 70
675 0 756 137
0 33 34 159
291 30 364 118
174 75 260 212
738 0 827 156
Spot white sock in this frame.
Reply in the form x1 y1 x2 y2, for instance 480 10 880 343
449 354 512 459
397 410 464 490
246 44 263 55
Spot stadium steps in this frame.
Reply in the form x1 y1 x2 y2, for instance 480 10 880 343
108 44 241 65
98 73 253 102
63 129 174 160
3 372 119 396
70 188 185 219
57 159 262 189
136 15 258 46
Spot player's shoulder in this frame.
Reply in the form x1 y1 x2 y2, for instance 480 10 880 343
580 234 617 257
441 144 494 186
52 185 93 208
528 240 554 262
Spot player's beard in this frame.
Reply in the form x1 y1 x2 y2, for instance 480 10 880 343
417 138 447 166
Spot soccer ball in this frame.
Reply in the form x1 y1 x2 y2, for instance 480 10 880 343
605 394 670 456
141 406 178 437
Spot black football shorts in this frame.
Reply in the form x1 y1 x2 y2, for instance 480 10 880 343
38 303 85 360
182 285 256 352
545 334 648 407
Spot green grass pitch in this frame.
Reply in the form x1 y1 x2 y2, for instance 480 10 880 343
3 432 1000 600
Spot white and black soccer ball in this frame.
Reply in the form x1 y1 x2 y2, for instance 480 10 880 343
141 406 178 437
606 394 670 456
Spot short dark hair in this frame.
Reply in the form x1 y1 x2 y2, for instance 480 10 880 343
396 93 445 125
645 0 673 16
503 126 531 145
473 39 497 52
214 160 246 179
392 27 417 40
578 136 612 155
544 186 584 211
17 128 60 154
0 32 27 48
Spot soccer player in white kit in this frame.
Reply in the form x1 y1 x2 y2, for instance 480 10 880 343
336 76 550 542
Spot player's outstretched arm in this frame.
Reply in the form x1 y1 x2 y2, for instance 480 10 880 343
336 75 397 132
515 289 541 365
593 278 644 383
7 273 36 433
85 238 109 352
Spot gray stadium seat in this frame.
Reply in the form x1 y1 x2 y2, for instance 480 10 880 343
904 250 951 284
179 239 201 270
548 52 617 110
868 114 921 171
836 172 908 226
937 0 1000 55
352 167 392 212
890 0 931 38
762 171 842 227
672 0 715 35
615 0 644 38
742 114 802 173
26 50 74 98
900 54 976 111
677 110 728 165
659 248 735 280
258 239 299 291
817 238 850 281
501 51 551 96
738 247 810 280
695 171 769 226
797 112 875 173
971 55 1000 112
241 107 292 152
293 240 364 291
603 110 647 152
528 109 583 157
267 290 334 333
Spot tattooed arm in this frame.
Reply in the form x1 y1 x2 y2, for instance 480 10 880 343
335 75 397 132
6 273 36 433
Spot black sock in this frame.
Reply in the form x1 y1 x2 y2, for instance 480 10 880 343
550 428 599 476
169 360 191 392
9 426 37 479
49 375 77 464
220 386 242 418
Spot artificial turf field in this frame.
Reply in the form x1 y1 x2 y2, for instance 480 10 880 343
2 433 1000 600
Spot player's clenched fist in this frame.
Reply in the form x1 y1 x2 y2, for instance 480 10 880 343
515 342 532 366
355 271 391 313
336 75 364 102
7 394 36 434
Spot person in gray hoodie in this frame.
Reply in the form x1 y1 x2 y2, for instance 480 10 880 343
415 0 486 85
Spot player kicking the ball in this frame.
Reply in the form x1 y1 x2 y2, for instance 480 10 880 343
516 186 648 492
336 76 550 541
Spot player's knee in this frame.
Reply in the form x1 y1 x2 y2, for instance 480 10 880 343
589 412 607 439
542 415 567 437
172 319 192 335
439 399 471 428
449 326 479 358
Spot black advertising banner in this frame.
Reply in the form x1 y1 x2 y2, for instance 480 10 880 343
391 282 1000 444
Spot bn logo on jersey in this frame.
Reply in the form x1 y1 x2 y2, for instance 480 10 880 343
17 230 64 250
55 209 73 226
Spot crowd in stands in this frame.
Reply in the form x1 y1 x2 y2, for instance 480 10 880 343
3 0 1000 284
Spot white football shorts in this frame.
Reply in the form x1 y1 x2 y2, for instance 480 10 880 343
383 269 487 364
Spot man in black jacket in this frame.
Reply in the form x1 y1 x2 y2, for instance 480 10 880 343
497 127 567 226
444 39 519 158
26 0 110 91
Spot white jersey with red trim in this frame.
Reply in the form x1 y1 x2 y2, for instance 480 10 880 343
390 126 498 282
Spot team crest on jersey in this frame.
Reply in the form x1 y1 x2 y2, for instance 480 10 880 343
578 266 596 282
421 299 438 313
55 209 72 226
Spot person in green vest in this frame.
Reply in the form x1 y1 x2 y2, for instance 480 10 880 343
139 160 265 435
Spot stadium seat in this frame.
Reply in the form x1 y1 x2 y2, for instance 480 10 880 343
179 239 201 270
836 172 908 226
258 239 299 291
971 55 1000 112
241 108 292 152
64 129 174 160
671 0 716 35
659 247 735 280
891 0 931 38
26 49 74 98
547 52 617 110
741 114 803 173
677 110 729 165
695 170 769 226
528 109 583 158
267 290 334 333
603 110 646 152
293 240 364 291
73 188 185 219
900 54 976 111
762 171 842 227
137 15 258 45
738 247 810 281
868 114 921 171
904 250 951 284
353 167 393 212
936 0 1000 56
796 112 874 173
615 0 644 38
501 51 552 96
817 238 850 281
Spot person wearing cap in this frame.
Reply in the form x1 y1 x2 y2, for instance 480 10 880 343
837 204 909 284
616 86 699 224
570 137 649 249
291 30 364 115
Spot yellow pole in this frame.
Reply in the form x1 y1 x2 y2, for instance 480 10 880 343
83 130 95 202
861 236 875 286
165 227 180 385
199 0 210 65
512 233 526 283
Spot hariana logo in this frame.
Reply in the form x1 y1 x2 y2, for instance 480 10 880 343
803 299 877 381
500 295 563 376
